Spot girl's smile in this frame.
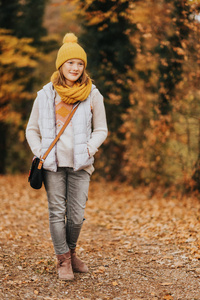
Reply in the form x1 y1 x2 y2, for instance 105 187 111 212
62 59 84 86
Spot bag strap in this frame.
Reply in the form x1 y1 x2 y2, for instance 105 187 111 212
38 102 80 169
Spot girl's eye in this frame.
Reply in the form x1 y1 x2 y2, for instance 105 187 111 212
67 61 83 66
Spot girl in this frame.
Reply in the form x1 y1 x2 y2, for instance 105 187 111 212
26 33 108 280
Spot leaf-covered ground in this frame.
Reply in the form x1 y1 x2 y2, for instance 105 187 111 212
1 175 200 300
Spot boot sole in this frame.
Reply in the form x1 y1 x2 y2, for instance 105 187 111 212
58 276 74 281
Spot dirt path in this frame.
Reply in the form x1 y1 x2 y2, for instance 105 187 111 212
1 175 200 300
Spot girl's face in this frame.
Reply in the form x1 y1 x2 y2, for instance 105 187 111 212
62 59 84 87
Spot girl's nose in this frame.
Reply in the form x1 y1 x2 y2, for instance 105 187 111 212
73 64 78 70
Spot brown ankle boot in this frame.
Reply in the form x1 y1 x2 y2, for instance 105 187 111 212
57 251 74 280
70 249 89 273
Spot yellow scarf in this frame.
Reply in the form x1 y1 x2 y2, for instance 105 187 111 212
51 71 92 104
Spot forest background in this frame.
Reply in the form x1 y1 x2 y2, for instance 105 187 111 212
0 0 200 193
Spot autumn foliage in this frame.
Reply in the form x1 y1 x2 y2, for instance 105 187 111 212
0 0 200 191
1 175 200 298
69 0 200 191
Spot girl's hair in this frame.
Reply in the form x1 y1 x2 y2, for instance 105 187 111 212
52 64 90 86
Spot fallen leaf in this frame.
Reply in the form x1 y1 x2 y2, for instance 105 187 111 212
195 268 200 274
161 282 173 286
163 294 173 300
34 290 39 295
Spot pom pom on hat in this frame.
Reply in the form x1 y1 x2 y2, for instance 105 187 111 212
56 32 87 69
63 33 78 44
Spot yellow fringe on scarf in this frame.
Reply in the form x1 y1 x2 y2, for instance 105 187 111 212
51 71 92 104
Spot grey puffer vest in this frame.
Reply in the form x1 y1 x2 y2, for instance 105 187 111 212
37 82 94 172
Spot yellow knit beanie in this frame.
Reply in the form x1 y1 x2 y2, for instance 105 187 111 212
56 33 87 69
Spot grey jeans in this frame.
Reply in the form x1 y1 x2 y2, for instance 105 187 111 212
43 167 90 255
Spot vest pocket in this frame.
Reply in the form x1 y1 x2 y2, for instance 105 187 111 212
74 143 94 171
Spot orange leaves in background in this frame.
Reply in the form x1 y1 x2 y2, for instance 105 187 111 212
0 29 42 126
